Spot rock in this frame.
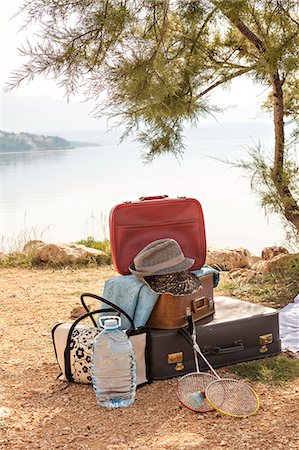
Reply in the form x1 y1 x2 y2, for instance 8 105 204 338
70 305 91 319
261 246 289 260
0 407 12 418
206 247 252 271
33 243 110 264
251 255 262 265
228 268 257 282
22 240 45 253
252 253 298 274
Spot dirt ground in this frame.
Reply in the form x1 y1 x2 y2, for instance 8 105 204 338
0 267 299 450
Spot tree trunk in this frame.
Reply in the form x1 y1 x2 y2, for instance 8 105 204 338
217 5 299 234
271 72 299 232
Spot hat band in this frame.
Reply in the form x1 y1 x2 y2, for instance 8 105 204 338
135 254 184 273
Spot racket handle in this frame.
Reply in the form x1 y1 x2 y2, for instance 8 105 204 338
186 307 200 372
193 343 220 379
186 307 193 335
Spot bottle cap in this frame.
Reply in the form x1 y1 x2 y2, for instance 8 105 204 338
104 319 119 329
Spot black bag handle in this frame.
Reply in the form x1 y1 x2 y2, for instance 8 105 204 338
64 307 116 382
64 294 136 382
80 295 99 328
80 293 135 330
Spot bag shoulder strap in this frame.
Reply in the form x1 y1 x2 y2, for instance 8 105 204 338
64 307 114 382
80 293 135 329
65 294 136 383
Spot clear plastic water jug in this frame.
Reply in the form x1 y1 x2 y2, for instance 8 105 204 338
91 316 136 407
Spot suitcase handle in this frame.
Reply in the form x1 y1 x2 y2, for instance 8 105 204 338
192 296 206 313
212 341 244 355
139 195 169 201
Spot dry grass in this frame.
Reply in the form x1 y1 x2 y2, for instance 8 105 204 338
217 258 299 308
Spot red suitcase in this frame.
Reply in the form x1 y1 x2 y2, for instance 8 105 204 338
109 195 206 275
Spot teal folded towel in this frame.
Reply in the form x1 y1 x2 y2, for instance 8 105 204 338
101 275 159 330
192 265 220 288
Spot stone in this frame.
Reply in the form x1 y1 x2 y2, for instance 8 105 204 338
261 246 289 260
228 268 257 282
33 243 110 264
22 240 45 253
0 407 12 418
251 255 262 265
70 305 91 319
206 247 252 271
252 253 299 274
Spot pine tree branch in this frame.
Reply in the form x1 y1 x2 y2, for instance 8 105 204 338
195 67 253 99
229 18 265 52
189 5 219 54
211 2 266 53
277 1 299 27
150 0 170 60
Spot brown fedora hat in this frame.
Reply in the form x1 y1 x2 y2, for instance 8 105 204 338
128 238 195 277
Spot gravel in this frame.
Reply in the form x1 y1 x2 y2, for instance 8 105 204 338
0 267 298 449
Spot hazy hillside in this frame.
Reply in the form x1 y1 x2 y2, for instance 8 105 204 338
1 93 124 146
0 130 71 150
2 92 273 149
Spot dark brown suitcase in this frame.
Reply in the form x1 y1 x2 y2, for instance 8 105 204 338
109 195 206 275
146 273 215 329
148 296 281 380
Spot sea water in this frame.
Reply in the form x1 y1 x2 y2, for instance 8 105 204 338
0 123 286 254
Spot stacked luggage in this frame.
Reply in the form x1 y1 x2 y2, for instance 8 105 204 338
108 195 281 380
52 195 281 386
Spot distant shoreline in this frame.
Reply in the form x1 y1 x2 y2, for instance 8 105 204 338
0 146 75 152
0 129 100 151
0 145 102 155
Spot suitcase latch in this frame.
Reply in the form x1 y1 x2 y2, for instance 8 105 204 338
192 297 205 312
168 352 184 371
259 333 273 353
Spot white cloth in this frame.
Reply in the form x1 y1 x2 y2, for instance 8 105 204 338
279 293 299 352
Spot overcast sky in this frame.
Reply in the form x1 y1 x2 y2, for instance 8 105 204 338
1 0 272 124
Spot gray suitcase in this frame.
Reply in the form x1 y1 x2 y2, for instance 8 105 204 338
148 296 281 380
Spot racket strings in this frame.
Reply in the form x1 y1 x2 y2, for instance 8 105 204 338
178 314 260 418
177 372 217 412
205 379 260 418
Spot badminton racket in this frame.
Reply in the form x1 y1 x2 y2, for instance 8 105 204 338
176 307 217 412
177 309 260 418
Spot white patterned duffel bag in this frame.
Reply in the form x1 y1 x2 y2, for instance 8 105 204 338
52 293 151 387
